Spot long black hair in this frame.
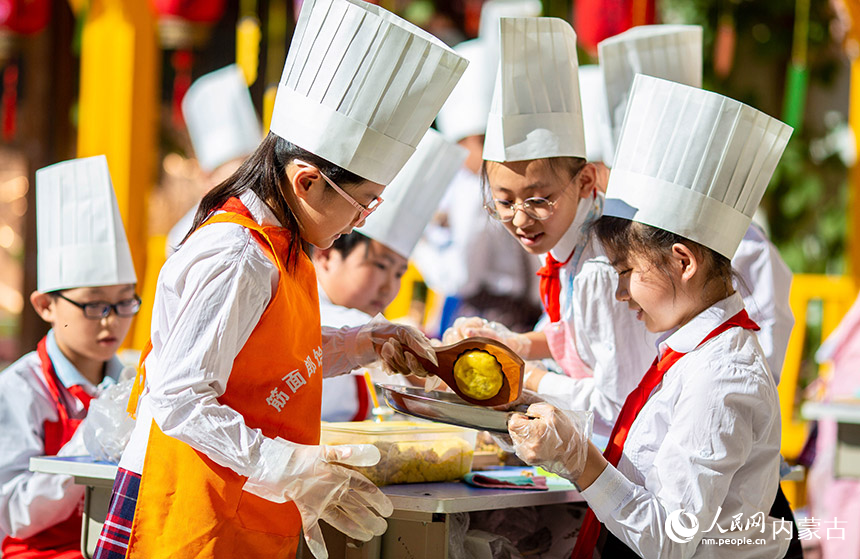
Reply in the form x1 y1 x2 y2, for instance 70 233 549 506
181 132 364 270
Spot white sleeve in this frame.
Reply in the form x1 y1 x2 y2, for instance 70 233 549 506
319 325 376 378
732 234 794 383
0 362 85 539
580 366 767 559
144 223 295 489
538 262 657 436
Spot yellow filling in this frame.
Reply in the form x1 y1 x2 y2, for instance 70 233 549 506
452 350 503 400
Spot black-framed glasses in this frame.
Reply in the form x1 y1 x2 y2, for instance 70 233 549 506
484 197 558 222
55 293 142 319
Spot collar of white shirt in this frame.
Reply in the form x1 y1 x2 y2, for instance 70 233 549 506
657 291 746 356
549 215 583 263
46 329 123 392
237 190 282 227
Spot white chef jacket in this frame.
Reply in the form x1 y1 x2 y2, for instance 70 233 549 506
0 330 124 540
536 223 660 438
413 167 540 304
580 293 790 559
166 203 198 256
319 287 371 422
120 191 377 496
732 225 794 384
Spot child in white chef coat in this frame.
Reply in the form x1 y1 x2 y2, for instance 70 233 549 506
444 16 660 438
509 75 798 559
0 155 138 558
315 130 466 422
91 1 468 559
166 64 262 255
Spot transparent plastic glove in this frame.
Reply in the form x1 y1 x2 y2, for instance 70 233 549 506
442 316 531 357
508 403 593 483
82 378 136 463
281 444 394 559
356 314 437 377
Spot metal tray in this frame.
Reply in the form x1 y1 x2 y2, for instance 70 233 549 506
381 384 529 433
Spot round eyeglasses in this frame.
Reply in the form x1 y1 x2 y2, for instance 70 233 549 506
484 197 557 222
55 293 142 320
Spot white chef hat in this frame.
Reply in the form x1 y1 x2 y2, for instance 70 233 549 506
578 65 613 163
357 129 467 258
604 75 792 259
599 24 702 164
483 17 585 163
36 155 137 293
478 0 542 43
182 65 261 173
270 0 468 186
435 39 494 143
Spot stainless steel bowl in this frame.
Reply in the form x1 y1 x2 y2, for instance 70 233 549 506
380 384 529 433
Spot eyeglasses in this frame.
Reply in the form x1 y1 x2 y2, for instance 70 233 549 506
484 197 558 222
293 159 383 222
55 293 142 319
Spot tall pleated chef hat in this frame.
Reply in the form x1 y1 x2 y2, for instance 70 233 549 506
357 129 467 258
483 17 585 162
36 155 137 292
435 39 494 143
478 0 542 45
182 65 261 173
270 0 468 185
599 24 702 165
604 75 792 259
578 65 613 163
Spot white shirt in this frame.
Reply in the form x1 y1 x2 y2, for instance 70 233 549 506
0 330 124 539
413 168 540 303
580 293 790 559
537 229 659 437
120 191 376 493
732 225 794 383
166 204 198 256
319 287 371 422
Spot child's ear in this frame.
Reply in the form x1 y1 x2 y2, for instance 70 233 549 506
671 243 698 282
288 163 323 202
576 163 598 199
29 291 55 323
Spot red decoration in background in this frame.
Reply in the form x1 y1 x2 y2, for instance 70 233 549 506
0 0 51 35
171 49 193 128
2 64 17 140
573 0 656 56
151 0 226 23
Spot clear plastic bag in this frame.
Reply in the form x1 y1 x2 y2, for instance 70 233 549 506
82 377 137 463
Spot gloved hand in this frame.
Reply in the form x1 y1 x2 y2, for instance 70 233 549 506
356 314 438 377
442 317 531 358
281 444 394 559
508 403 593 483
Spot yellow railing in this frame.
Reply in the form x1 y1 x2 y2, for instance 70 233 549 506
779 273 857 506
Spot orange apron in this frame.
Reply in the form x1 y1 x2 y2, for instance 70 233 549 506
125 198 322 558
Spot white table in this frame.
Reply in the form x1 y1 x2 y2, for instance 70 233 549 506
801 400 860 478
31 456 583 559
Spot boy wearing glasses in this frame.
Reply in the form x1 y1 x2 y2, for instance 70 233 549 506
314 130 466 422
0 155 138 557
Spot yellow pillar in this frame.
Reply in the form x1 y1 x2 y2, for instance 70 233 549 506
849 57 860 280
76 0 159 348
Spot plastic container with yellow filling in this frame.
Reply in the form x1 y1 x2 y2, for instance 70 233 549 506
320 420 477 486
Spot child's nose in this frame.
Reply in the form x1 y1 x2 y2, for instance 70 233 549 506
511 207 533 228
615 278 629 302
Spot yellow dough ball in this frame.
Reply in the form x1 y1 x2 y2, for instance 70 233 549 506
452 350 503 400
